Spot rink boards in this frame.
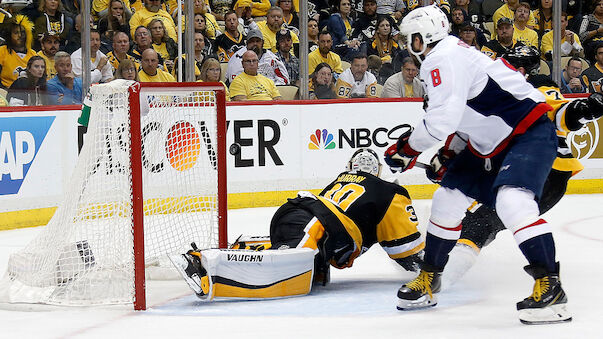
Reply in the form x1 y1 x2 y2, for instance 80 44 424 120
1 97 602 229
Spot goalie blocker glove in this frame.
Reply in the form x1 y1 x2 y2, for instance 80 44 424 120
565 92 603 131
384 125 420 173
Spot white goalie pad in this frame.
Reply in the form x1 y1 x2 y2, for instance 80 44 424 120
201 247 316 300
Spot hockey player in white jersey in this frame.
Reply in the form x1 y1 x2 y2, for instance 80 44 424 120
384 5 571 324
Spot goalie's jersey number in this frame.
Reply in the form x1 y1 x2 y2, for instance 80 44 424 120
322 182 418 223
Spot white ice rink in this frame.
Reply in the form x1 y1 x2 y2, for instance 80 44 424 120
1 194 602 338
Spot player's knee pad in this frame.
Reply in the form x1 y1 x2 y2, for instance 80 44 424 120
428 187 474 240
495 186 539 230
201 248 316 300
495 186 551 244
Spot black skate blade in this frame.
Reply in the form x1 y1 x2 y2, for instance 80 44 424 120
396 302 437 311
520 317 572 325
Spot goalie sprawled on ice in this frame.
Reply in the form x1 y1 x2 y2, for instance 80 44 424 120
169 148 424 300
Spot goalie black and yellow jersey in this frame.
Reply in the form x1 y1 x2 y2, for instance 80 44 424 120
319 171 424 261
529 75 583 175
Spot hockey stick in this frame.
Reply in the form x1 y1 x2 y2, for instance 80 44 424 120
413 161 432 171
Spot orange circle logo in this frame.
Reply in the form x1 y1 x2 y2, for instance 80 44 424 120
165 121 201 171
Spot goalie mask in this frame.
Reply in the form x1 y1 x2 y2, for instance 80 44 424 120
346 148 382 177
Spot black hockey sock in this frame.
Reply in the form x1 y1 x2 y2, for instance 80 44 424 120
519 233 557 273
423 232 457 271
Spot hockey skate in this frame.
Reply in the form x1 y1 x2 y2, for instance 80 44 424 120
517 263 572 325
168 243 212 300
397 267 442 310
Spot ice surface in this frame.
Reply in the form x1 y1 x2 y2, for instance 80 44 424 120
1 195 602 338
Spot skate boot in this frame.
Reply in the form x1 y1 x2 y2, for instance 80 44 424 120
517 263 572 325
397 265 442 310
168 243 211 300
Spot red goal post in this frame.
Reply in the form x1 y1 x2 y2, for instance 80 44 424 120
0 81 227 310
129 82 228 309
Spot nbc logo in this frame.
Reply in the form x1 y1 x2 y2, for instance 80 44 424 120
308 129 335 150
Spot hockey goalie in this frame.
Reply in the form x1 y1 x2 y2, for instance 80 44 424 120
169 148 425 300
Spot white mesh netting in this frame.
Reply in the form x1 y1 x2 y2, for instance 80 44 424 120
0 80 224 306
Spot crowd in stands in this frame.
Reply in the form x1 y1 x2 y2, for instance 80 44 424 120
0 0 600 106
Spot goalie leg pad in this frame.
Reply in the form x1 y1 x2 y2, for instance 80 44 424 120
200 248 316 300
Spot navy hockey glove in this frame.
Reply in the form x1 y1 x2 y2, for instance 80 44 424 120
425 147 456 184
384 126 420 173
565 92 603 131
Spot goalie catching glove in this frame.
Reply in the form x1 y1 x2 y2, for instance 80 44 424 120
565 92 603 131
384 125 421 172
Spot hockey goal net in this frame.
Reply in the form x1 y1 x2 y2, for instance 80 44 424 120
0 80 227 310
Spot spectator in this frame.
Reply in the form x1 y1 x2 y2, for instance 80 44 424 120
481 18 524 60
335 54 378 98
37 32 60 79
581 44 603 93
491 0 536 39
199 57 230 99
541 12 583 61
106 32 139 72
194 0 222 40
7 56 48 106
376 0 405 23
114 59 139 81
129 26 164 66
130 0 178 42
233 0 271 18
71 29 113 84
381 57 424 98
534 0 553 37
352 0 378 44
578 0 603 63
0 15 37 89
309 31 344 75
278 0 299 35
98 0 132 42
328 0 360 61
275 28 299 86
450 7 487 47
33 0 72 51
309 62 336 99
47 51 83 105
207 0 235 21
173 32 213 81
308 18 319 52
64 13 84 54
406 0 451 16
367 17 401 81
512 2 538 48
93 0 132 21
235 2 260 36
225 29 289 85
257 7 299 54
230 50 282 101
216 10 246 62
193 13 218 56
459 23 481 50
138 48 176 82
148 19 177 72
560 57 586 94
454 0 489 34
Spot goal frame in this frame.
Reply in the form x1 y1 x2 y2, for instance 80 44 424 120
128 82 228 310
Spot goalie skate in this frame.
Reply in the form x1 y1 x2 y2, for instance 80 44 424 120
168 250 211 300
